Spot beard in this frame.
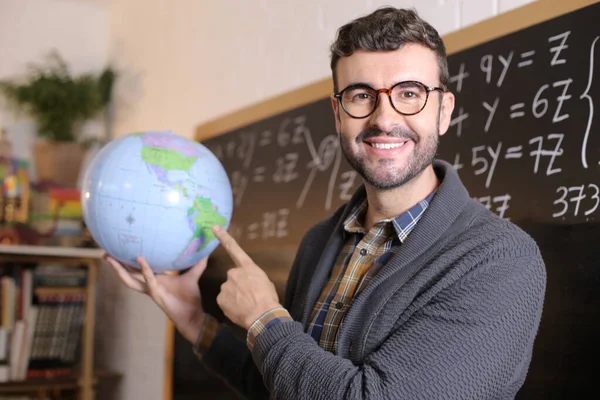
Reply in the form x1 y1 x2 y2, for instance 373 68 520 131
340 121 439 190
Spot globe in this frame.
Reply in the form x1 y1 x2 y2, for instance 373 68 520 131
80 131 233 272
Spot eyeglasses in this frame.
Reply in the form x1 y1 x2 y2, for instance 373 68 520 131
334 81 445 119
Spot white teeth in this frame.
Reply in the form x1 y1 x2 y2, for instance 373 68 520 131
369 142 406 149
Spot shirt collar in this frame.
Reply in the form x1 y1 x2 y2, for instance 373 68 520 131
343 191 436 243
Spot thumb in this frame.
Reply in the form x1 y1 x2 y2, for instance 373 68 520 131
188 257 208 279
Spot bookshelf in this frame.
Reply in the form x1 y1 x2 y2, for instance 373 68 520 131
0 244 112 400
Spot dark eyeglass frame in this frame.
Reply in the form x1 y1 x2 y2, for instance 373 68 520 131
333 80 446 119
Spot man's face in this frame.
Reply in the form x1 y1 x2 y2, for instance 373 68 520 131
331 44 455 190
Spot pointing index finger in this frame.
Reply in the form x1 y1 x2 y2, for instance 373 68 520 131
213 225 254 268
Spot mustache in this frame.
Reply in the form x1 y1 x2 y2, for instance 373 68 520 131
356 126 419 143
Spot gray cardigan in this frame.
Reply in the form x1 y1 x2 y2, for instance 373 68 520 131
203 160 547 400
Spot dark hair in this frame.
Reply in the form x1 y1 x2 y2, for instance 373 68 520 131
330 7 450 93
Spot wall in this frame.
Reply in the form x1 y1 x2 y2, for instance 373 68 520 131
0 0 109 169
1 0 538 399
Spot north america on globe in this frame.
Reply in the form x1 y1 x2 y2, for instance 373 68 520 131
139 133 228 259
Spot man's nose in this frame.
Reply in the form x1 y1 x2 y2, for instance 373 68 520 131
369 92 404 133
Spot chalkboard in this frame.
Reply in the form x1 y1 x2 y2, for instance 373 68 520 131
170 1 600 399
437 4 599 398
203 99 354 249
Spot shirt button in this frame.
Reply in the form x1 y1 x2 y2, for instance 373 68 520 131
359 248 367 256
335 301 344 310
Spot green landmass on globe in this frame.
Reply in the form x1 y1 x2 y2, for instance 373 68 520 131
141 143 229 252
141 145 197 172
189 197 228 250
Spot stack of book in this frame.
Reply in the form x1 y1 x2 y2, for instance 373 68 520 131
0 262 86 382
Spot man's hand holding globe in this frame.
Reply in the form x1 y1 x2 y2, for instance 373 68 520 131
104 254 209 343
105 225 283 344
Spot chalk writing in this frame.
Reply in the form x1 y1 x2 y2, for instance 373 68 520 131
580 36 599 168
338 170 358 202
483 97 500 132
548 31 570 66
472 142 502 188
553 184 599 218
477 194 511 219
450 62 470 92
297 134 338 209
529 134 564 176
518 50 535 68
273 152 299 183
450 106 469 137
480 51 514 87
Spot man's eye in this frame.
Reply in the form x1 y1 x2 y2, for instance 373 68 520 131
349 92 374 102
354 93 372 100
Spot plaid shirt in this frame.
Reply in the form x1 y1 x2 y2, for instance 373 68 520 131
305 193 434 352
196 192 435 355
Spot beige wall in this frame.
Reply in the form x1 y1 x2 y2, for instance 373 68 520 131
0 0 108 173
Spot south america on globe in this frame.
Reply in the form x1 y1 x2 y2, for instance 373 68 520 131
80 130 233 272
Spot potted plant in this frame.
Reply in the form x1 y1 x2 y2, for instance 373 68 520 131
0 51 116 187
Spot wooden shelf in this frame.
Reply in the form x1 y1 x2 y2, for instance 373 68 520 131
0 245 105 399
0 370 121 393
0 244 104 259
34 286 88 296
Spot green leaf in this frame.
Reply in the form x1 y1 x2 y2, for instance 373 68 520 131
0 51 117 142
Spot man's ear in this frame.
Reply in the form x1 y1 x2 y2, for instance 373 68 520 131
438 91 455 136
331 95 342 134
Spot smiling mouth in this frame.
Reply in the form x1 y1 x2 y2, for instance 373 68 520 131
366 141 407 149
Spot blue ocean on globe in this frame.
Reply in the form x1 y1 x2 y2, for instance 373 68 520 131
80 131 233 272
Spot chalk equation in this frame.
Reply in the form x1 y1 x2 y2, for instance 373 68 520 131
206 113 360 215
450 31 599 169
447 27 599 222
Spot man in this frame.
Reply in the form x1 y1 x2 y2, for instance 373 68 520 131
107 7 546 399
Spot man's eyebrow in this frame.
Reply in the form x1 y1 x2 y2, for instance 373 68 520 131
343 82 375 89
343 79 427 90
